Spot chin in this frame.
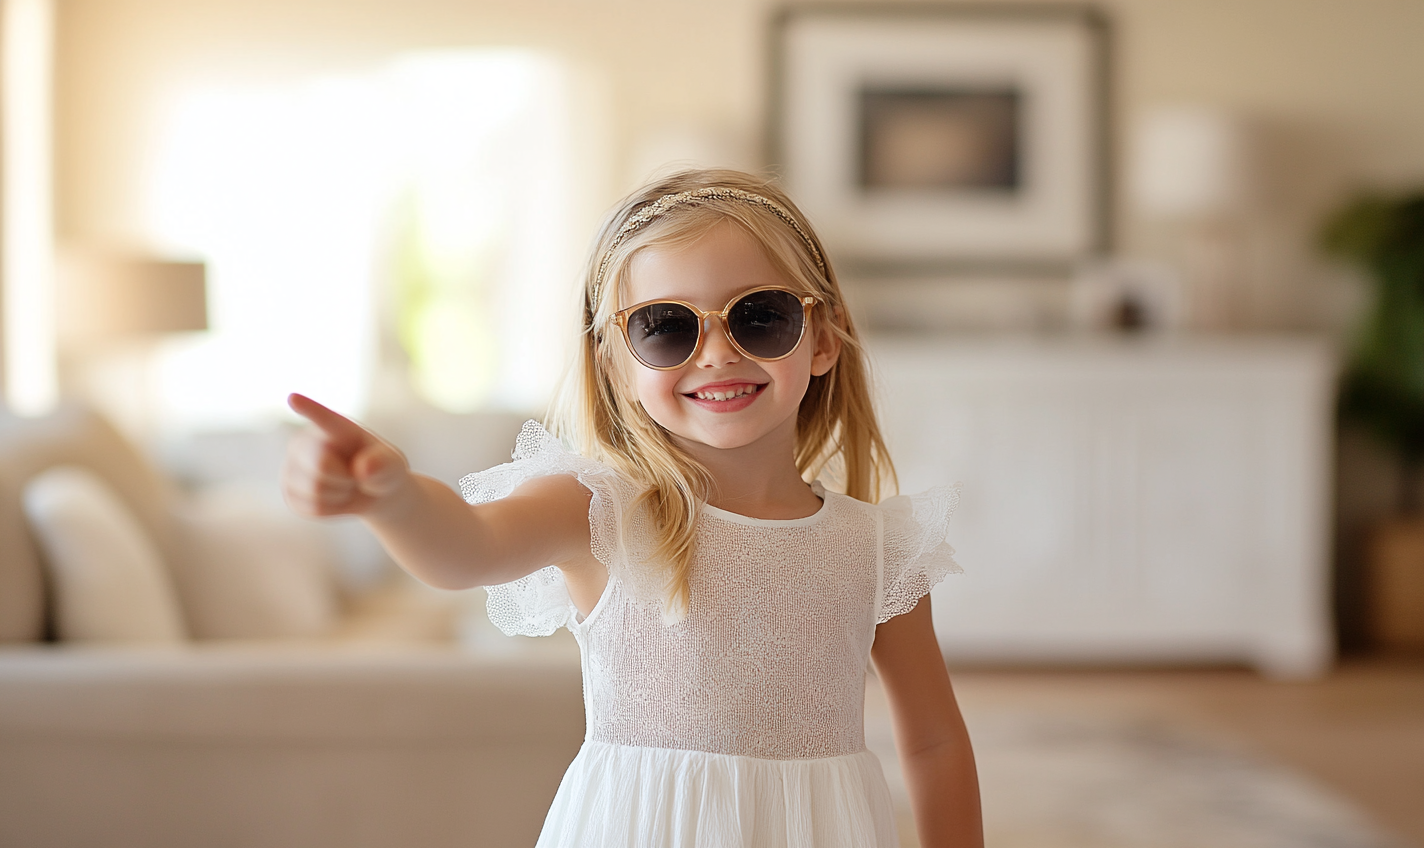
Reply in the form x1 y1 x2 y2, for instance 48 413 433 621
692 433 760 451
679 417 794 453
664 427 747 452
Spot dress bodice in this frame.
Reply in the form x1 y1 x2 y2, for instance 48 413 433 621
462 422 960 761
576 491 881 759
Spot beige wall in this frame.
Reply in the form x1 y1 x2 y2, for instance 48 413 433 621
53 0 771 250
53 0 1424 326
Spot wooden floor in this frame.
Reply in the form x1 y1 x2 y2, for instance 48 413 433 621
869 657 1424 846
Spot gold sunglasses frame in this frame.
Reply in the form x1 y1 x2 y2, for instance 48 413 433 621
612 285 821 371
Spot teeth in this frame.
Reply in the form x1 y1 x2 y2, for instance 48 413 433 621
694 384 757 401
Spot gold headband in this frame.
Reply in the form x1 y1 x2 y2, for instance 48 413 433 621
592 188 827 303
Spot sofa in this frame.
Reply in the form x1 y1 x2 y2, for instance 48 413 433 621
0 405 585 848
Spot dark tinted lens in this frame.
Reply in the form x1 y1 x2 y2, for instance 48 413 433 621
626 302 700 367
728 290 804 359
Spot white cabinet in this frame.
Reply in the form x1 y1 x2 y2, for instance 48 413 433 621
871 335 1337 677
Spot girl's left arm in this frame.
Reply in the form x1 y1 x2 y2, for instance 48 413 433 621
871 594 983 848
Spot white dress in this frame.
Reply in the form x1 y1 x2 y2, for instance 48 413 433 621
461 422 960 848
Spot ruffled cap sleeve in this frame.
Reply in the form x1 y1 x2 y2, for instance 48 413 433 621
458 421 627 637
877 485 962 624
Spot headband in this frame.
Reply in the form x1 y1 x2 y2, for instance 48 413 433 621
592 187 827 304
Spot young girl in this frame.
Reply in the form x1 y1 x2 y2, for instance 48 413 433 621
283 169 982 847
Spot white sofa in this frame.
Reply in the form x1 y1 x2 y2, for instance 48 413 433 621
0 406 584 848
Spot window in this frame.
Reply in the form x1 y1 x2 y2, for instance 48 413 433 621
146 50 576 429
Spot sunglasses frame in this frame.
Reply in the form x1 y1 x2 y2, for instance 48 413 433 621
612 285 821 371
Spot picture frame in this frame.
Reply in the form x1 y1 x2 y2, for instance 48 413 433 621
771 4 1110 272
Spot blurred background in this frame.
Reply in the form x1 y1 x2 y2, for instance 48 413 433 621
1 1 1422 846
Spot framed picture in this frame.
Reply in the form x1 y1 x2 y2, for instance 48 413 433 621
771 4 1110 271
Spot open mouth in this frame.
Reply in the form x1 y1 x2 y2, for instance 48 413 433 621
684 383 764 402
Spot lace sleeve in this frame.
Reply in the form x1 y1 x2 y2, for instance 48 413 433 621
458 421 628 637
877 485 962 625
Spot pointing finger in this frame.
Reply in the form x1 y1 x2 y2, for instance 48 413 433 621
288 393 369 453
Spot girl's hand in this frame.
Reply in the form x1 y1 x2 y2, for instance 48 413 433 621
282 393 410 518
282 393 599 600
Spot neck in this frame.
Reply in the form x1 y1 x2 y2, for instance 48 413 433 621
672 419 823 521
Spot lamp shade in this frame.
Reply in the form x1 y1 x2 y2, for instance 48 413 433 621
56 252 207 347
1130 107 1252 220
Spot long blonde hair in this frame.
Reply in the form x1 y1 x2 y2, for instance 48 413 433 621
550 169 895 622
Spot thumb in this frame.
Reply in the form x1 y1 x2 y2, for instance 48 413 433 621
350 442 408 498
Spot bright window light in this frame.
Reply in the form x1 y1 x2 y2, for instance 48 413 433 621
2 0 56 416
385 54 574 414
145 50 574 430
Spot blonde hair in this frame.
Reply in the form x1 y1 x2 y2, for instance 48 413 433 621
550 169 895 622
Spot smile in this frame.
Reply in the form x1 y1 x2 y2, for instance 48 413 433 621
685 383 763 402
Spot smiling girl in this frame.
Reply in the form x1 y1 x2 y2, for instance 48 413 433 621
283 169 982 848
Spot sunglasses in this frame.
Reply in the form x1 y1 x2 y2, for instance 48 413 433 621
612 286 821 371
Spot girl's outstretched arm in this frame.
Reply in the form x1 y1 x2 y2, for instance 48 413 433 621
871 595 984 848
282 393 596 593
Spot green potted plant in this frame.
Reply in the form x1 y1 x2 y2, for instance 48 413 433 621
1322 192 1424 651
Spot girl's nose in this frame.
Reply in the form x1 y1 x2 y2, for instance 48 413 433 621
696 315 741 367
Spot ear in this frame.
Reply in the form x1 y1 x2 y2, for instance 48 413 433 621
809 306 843 377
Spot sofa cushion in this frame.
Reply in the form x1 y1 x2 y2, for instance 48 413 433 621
22 466 186 643
170 489 340 640
0 406 179 642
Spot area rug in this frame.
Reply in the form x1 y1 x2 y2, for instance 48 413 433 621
866 711 1409 848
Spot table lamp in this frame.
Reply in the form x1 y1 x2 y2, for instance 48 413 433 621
54 251 207 440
